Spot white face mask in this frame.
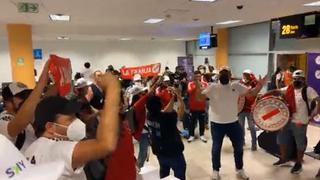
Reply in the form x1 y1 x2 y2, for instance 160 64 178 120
54 119 86 141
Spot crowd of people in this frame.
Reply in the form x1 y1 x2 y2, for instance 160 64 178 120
0 60 319 180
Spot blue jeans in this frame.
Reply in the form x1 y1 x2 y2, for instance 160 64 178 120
211 121 244 171
238 112 257 147
137 133 149 168
157 154 186 180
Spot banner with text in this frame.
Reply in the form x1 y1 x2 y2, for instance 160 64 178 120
120 63 161 79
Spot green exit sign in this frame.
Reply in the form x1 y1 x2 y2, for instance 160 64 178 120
17 2 39 13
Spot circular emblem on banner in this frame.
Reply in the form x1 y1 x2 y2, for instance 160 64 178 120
152 64 160 73
316 56 320 65
253 96 289 131
238 96 246 113
315 70 320 80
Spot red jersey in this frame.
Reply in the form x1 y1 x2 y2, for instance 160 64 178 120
132 94 148 140
240 78 257 112
188 81 208 111
156 86 172 108
104 122 136 180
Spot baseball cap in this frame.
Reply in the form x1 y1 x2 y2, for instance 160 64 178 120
129 86 148 96
34 96 82 135
2 82 32 101
293 70 305 78
163 75 170 82
0 134 64 180
243 69 253 74
133 74 142 81
74 78 93 89
219 66 231 72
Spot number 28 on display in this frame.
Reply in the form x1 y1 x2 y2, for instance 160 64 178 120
281 25 299 35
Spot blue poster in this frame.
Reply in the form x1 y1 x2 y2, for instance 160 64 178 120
33 49 42 60
307 53 320 95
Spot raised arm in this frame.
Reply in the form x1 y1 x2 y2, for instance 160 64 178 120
195 80 208 101
242 75 268 97
72 72 121 169
175 89 185 121
7 60 50 137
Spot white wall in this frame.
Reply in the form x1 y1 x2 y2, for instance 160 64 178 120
228 22 270 78
0 40 185 83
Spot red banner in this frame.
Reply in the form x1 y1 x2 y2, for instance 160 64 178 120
49 54 72 97
120 63 161 79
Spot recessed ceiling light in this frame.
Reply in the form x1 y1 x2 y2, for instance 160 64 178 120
304 1 320 6
49 14 70 21
216 20 242 25
144 18 164 24
57 36 70 40
190 0 216 2
120 38 132 41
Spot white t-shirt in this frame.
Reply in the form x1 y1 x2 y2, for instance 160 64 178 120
202 82 248 124
281 86 319 124
24 137 86 180
0 111 36 152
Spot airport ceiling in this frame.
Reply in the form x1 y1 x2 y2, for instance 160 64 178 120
0 0 318 41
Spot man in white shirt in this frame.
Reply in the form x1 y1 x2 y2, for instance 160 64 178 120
196 67 267 180
24 72 121 180
272 70 320 174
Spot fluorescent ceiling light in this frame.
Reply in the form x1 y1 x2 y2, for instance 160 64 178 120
57 36 69 40
190 0 216 2
304 1 320 6
174 38 186 41
216 20 242 25
120 38 132 41
144 18 164 24
50 14 70 21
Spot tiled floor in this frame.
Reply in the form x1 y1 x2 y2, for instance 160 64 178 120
136 124 320 180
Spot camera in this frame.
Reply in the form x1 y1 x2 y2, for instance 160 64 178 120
237 5 243 10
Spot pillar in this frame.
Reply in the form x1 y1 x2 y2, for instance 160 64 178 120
7 24 35 88
216 28 228 69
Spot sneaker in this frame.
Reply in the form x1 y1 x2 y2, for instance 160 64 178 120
200 136 207 143
187 136 195 143
291 163 302 174
273 159 291 166
212 170 220 180
236 169 249 180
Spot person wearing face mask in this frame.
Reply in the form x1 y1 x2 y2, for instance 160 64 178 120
270 70 320 174
187 71 208 143
238 69 258 151
195 66 267 180
24 72 121 180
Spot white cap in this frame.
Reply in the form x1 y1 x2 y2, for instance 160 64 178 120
0 134 64 180
243 69 253 74
293 70 305 78
128 86 148 96
8 82 28 96
163 75 170 82
219 66 231 72
212 70 219 74
74 78 93 89
133 74 142 81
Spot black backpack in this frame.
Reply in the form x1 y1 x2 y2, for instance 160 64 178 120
301 86 317 117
